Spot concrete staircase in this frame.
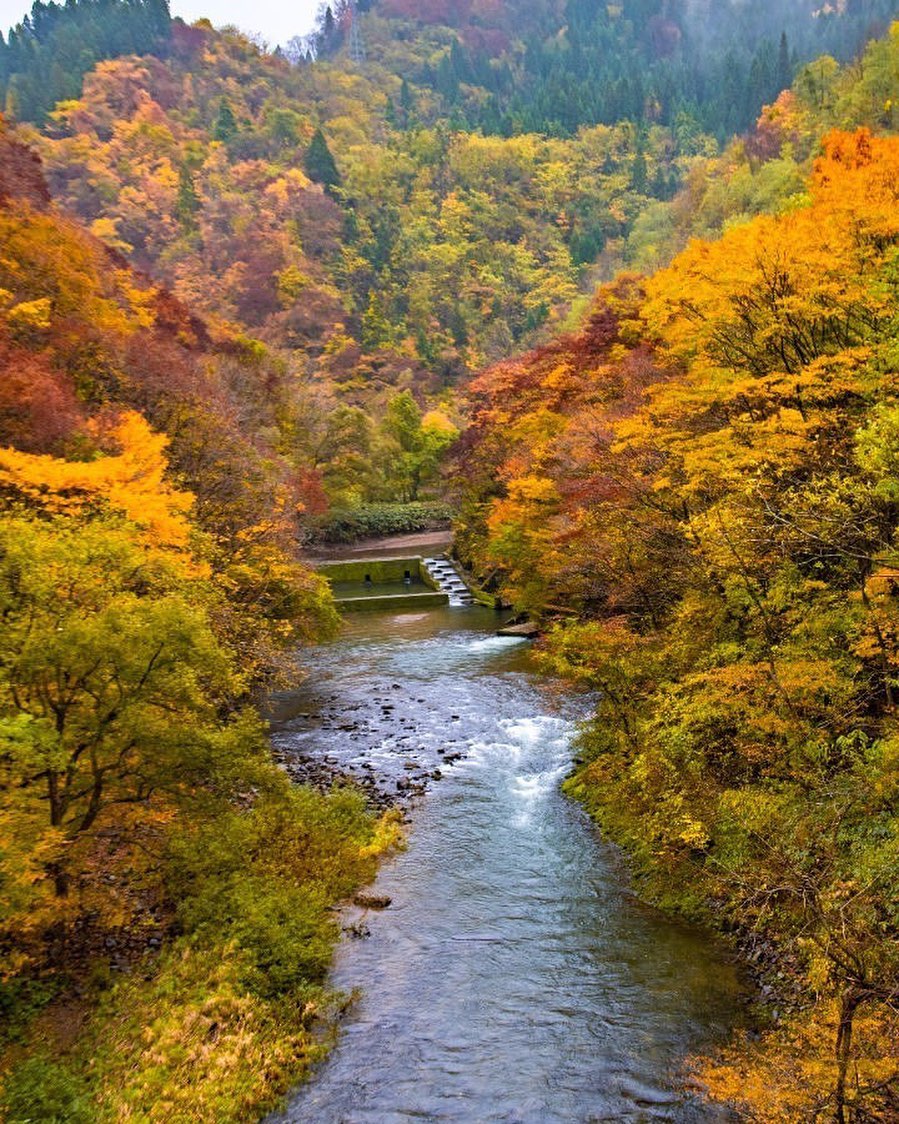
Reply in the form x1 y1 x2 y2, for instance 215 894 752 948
423 557 476 607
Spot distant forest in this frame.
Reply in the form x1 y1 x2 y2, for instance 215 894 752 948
313 0 899 137
0 0 171 121
4 0 899 134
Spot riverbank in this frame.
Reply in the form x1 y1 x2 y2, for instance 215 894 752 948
0 748 402 1124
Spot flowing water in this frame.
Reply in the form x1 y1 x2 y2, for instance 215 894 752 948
270 606 745 1123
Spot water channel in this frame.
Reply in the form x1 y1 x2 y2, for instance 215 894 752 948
270 605 745 1123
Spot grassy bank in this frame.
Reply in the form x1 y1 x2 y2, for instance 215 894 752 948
1 785 402 1123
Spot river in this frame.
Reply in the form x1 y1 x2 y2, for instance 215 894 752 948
269 605 745 1123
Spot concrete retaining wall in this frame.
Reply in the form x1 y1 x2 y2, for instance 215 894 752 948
317 556 439 591
317 556 447 611
339 591 449 613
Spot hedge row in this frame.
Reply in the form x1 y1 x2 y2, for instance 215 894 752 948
309 502 454 543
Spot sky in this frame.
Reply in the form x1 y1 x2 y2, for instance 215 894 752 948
0 0 322 47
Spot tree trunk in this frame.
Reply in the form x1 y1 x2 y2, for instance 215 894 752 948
834 989 862 1123
50 862 69 897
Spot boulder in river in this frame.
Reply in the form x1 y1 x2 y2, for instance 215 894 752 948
497 620 541 638
353 893 392 910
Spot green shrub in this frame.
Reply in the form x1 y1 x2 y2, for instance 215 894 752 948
75 785 401 1122
310 502 453 543
0 979 58 1046
165 785 382 998
0 1056 93 1124
208 878 335 998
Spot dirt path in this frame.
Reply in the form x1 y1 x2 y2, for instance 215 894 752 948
306 530 454 561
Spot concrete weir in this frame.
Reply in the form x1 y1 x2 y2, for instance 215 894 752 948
316 555 475 612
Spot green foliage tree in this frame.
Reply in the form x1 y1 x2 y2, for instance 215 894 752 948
175 164 200 229
304 127 341 195
378 391 458 502
0 515 241 901
213 98 238 143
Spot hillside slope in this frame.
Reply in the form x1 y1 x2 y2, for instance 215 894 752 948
0 120 403 1122
457 121 899 1121
5 3 899 1119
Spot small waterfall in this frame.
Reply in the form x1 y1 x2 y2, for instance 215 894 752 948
422 557 475 606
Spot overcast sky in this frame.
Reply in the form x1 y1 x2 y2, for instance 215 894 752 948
0 0 321 47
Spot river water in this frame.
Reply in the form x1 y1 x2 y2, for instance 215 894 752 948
270 605 744 1123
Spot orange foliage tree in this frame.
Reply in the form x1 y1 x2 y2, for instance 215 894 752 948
460 131 899 1120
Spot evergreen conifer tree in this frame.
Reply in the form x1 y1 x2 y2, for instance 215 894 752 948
213 99 237 143
175 164 200 229
305 128 341 195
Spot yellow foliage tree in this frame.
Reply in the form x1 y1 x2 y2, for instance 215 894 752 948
0 410 196 551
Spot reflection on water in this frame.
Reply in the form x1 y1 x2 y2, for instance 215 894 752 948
271 607 744 1123
331 580 429 599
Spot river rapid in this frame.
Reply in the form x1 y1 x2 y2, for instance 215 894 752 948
269 605 745 1123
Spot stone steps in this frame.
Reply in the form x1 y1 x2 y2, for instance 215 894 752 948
423 557 476 606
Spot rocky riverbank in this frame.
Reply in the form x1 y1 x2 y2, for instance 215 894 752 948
269 682 470 813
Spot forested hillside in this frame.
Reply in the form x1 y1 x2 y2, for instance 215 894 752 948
4 0 899 1118
25 27 672 385
7 0 895 137
314 0 899 138
0 118 402 1120
0 0 171 122
457 37 899 1115
17 0 898 527
9 0 898 393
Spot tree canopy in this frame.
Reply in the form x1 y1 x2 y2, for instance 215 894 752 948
457 127 899 1120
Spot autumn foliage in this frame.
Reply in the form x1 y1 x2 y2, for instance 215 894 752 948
460 130 899 1120
0 119 403 1121
6 4 899 1117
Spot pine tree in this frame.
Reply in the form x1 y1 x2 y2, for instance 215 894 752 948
305 128 341 195
213 98 237 143
631 149 647 193
777 31 792 93
399 78 414 125
175 164 200 229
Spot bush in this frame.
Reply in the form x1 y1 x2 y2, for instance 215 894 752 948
0 979 58 1046
209 878 336 998
85 940 323 1124
76 785 403 1122
167 786 381 999
310 502 454 543
0 1056 93 1124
